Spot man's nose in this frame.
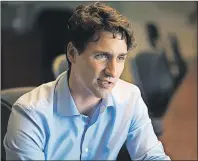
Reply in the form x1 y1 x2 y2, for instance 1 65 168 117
105 59 117 78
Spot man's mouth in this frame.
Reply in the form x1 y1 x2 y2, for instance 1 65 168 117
97 79 114 89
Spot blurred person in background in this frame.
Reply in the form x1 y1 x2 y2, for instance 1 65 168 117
146 22 161 51
4 2 170 160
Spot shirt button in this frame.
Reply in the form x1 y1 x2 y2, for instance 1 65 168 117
85 148 89 152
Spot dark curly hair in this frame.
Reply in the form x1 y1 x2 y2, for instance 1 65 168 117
66 2 136 70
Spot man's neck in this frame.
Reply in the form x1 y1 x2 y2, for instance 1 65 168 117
68 72 101 117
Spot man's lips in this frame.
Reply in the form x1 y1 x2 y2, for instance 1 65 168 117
97 79 114 89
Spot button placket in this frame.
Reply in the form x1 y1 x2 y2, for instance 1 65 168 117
79 115 91 159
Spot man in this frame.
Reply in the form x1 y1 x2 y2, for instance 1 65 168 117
4 2 170 160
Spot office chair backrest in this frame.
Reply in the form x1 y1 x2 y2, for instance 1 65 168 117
1 87 36 106
1 99 12 161
131 51 175 118
52 54 68 79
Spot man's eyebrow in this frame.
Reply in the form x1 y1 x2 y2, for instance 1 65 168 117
118 53 128 56
93 51 128 56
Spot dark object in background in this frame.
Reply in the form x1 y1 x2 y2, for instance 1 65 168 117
168 33 188 88
187 10 197 26
1 29 43 89
33 8 73 83
131 21 188 137
131 36 188 135
146 22 160 49
117 144 131 161
1 87 36 105
1 99 12 161
131 50 175 119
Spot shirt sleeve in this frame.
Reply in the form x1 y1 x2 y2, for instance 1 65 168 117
3 103 46 160
126 91 171 160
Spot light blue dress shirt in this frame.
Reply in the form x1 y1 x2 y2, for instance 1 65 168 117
4 72 170 160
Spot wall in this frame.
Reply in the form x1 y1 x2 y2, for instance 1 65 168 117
1 1 197 86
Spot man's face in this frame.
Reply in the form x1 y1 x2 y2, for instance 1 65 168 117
71 31 128 98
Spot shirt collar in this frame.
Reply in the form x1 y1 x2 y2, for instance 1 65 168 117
99 94 114 113
55 71 80 117
54 71 114 117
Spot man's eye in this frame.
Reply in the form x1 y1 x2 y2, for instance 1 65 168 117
95 54 108 60
118 56 126 61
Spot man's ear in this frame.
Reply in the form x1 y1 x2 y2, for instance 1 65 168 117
67 42 78 64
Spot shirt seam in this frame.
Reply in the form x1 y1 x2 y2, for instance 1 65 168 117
13 103 47 152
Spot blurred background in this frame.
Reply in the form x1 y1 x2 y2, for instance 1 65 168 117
1 1 197 161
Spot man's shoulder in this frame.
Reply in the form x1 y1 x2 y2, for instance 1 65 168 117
111 79 141 102
15 80 57 110
113 79 140 94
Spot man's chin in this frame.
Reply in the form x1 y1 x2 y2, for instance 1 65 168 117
94 89 111 99
91 83 115 98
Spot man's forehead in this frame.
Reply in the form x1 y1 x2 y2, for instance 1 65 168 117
87 33 127 54
94 31 124 40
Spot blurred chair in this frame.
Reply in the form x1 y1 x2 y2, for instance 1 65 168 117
1 87 36 160
1 87 36 106
132 50 175 117
1 99 12 161
131 50 175 136
52 54 68 79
